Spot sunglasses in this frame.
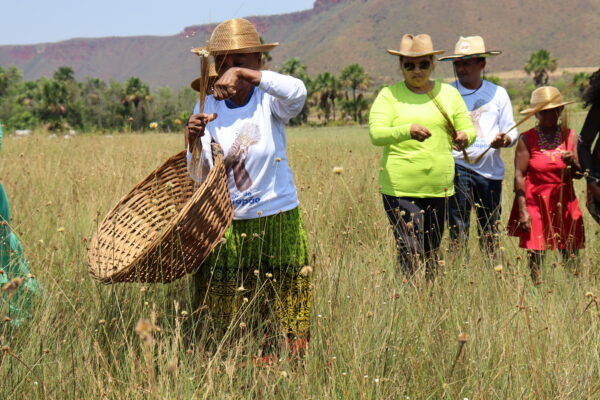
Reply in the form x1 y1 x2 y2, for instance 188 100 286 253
402 61 432 71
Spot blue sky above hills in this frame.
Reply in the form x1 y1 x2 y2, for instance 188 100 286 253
0 1 313 45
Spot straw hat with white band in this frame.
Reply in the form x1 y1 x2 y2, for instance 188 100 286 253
438 36 501 61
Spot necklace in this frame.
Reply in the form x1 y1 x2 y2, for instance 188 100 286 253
536 126 564 161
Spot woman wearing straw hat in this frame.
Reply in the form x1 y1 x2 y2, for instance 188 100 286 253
438 36 517 259
184 18 310 356
578 68 600 224
369 34 476 279
507 87 584 284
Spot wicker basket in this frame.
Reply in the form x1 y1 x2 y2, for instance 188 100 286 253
88 148 233 283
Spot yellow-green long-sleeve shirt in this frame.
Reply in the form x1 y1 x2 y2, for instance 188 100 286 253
369 81 476 198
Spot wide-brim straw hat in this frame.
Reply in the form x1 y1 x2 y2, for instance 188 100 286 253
191 18 278 56
438 36 501 61
387 34 444 57
520 86 575 114
190 63 218 92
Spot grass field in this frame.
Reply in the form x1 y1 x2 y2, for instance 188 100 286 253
1 117 599 399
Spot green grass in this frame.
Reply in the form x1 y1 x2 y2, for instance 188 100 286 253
0 121 599 399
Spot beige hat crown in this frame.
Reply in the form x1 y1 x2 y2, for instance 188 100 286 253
438 36 501 61
192 18 278 56
387 34 444 57
520 86 575 114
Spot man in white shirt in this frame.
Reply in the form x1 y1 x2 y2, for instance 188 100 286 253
439 36 518 258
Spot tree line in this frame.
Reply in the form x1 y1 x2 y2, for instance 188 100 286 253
0 60 372 132
0 65 198 132
0 49 591 133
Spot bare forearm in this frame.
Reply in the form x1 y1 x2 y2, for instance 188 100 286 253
515 175 527 211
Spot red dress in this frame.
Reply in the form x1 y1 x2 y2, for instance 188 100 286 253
508 128 584 250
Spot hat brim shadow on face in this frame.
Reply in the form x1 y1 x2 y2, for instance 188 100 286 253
520 101 575 115
438 51 502 61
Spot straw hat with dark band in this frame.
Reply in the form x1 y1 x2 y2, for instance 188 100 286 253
520 86 575 115
439 36 501 61
191 18 278 56
387 34 444 57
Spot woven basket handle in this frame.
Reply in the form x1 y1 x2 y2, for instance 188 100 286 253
210 140 224 162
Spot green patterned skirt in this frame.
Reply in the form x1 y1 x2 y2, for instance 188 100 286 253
194 207 312 339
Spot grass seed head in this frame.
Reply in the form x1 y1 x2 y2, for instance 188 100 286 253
166 359 178 373
299 266 313 277
2 277 22 292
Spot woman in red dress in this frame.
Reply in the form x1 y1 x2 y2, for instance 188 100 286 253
508 87 584 283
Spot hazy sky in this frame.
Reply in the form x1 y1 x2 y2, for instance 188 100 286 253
0 0 315 45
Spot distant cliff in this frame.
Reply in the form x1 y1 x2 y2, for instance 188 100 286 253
0 0 598 88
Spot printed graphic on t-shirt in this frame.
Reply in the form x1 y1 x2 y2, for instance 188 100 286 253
224 122 262 192
470 98 487 138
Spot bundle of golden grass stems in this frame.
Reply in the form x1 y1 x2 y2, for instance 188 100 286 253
426 90 472 162
189 49 212 181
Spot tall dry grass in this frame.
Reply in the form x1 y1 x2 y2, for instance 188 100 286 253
0 118 599 399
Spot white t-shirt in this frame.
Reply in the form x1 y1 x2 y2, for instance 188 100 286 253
451 80 518 180
187 70 306 220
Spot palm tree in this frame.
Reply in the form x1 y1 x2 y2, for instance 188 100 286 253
279 58 311 125
279 58 309 82
524 49 557 87
314 72 341 123
122 77 151 130
53 66 75 82
339 64 371 123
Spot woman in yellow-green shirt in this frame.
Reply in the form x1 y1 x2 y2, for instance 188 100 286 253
369 34 476 279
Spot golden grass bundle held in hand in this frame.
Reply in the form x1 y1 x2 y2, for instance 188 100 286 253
189 50 211 182
426 90 471 163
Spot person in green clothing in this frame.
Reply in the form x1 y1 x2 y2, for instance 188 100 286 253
369 34 476 279
0 183 39 325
